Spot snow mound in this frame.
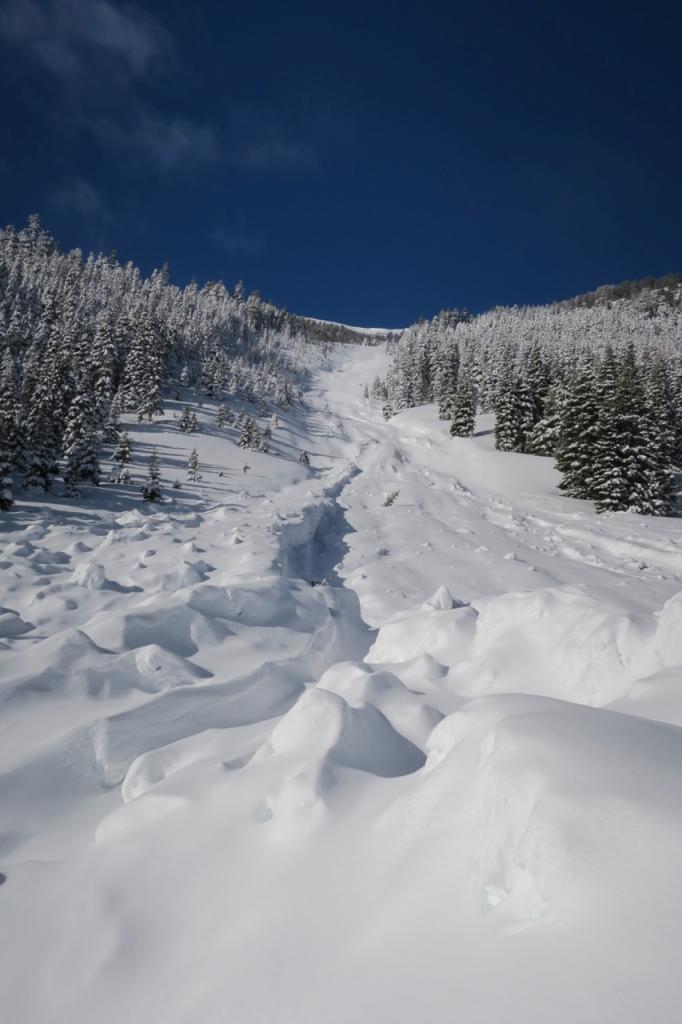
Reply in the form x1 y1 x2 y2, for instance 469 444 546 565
260 687 425 779
0 607 34 638
656 591 682 667
366 589 477 667
70 561 108 589
1 627 208 700
84 601 232 657
318 661 443 749
466 586 656 704
400 694 682 932
188 576 327 631
157 560 207 591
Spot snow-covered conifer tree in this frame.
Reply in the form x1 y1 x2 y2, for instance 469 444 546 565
141 449 162 502
62 389 100 495
436 344 460 420
187 447 201 481
113 431 132 483
239 415 254 449
450 370 476 437
557 359 599 499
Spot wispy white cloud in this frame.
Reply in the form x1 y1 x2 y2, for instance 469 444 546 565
49 175 112 219
209 222 264 256
89 110 222 172
0 2 320 181
0 0 173 82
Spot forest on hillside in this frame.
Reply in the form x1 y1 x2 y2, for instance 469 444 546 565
0 217 396 511
377 281 682 516
2 215 680 519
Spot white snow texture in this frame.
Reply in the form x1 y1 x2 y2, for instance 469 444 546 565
3 343 682 1023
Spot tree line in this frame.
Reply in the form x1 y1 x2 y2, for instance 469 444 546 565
377 280 682 516
0 217 339 510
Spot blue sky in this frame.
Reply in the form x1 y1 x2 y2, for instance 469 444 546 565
1 0 680 326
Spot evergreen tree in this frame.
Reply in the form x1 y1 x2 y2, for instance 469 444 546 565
187 447 201 481
123 312 164 422
239 415 254 449
216 404 228 428
0 349 19 471
556 359 599 499
252 422 269 453
91 312 116 424
62 390 100 495
611 344 651 512
450 370 476 437
525 341 549 424
436 344 460 420
113 431 132 483
593 345 670 515
141 449 162 502
590 345 625 510
494 380 522 452
178 406 198 433
103 389 123 443
0 438 13 510
23 392 59 492
525 383 563 456
641 358 676 515
515 373 535 451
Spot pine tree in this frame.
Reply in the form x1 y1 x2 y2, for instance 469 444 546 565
0 441 13 510
239 415 254 449
556 359 599 499
611 344 651 513
103 389 124 443
123 312 164 422
450 370 476 437
525 383 562 456
187 447 201 481
178 406 198 433
251 422 268 453
23 391 59 492
436 344 459 420
494 380 522 452
113 431 132 483
590 345 625 510
63 390 100 495
525 341 549 424
91 312 116 424
0 349 19 472
141 449 162 502
592 345 672 515
641 358 676 515
515 373 535 451
216 404 228 428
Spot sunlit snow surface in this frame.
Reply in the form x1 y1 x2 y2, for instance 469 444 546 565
3 344 682 1023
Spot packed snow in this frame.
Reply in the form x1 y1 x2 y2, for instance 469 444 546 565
3 342 682 1023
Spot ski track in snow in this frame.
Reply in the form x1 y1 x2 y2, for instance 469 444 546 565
3 343 682 1023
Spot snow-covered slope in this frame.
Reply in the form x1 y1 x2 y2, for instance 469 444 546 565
3 342 682 1023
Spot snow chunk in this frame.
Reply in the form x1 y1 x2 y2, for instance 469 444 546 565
70 561 108 590
0 607 34 638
